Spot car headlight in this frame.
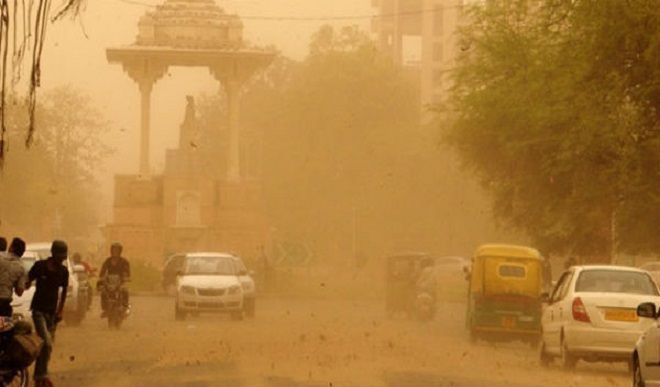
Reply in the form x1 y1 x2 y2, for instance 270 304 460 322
180 285 196 295
228 285 241 295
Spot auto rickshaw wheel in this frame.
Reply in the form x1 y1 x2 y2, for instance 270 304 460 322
469 328 478 343
539 341 552 368
560 339 577 370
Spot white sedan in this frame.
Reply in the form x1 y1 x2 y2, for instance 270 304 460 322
540 265 660 369
632 303 660 387
175 253 245 321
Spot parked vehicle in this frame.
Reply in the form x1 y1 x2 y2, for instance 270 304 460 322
466 244 544 345
640 261 660 287
25 243 87 326
10 252 39 319
174 253 244 321
414 290 436 321
384 252 429 318
540 265 660 370
231 256 256 318
632 302 660 387
100 274 127 329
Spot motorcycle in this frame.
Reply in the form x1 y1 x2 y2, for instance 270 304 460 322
0 316 41 387
414 290 437 321
100 275 128 329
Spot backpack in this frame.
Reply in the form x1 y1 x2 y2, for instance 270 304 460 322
4 333 43 368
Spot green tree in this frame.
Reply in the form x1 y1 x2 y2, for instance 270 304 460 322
0 86 111 242
447 0 660 258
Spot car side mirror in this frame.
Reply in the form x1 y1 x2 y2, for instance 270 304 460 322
637 302 657 319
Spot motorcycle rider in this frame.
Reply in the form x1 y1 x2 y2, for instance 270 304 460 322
416 257 437 300
0 238 27 317
99 243 131 317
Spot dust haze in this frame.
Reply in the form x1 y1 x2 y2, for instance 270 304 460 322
0 0 656 386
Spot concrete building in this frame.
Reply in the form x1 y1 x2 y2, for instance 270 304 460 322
371 0 463 115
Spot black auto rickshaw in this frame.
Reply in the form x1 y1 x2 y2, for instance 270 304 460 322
385 252 429 318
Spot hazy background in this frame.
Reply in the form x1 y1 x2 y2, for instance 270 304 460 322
41 0 374 218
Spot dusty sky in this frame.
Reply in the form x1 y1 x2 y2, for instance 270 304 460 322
39 0 372 215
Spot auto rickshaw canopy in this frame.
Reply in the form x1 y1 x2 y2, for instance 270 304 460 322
470 244 543 298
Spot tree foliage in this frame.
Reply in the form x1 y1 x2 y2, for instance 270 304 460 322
0 86 111 241
197 25 502 259
0 0 84 164
447 0 660 257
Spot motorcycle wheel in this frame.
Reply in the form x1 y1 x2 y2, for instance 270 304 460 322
108 313 123 330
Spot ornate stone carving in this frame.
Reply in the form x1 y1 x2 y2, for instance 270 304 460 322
136 0 243 49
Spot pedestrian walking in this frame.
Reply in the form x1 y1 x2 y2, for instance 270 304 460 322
27 240 69 387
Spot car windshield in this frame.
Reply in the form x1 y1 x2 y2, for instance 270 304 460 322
184 256 235 276
576 270 659 295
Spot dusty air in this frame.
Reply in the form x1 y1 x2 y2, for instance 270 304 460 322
0 0 658 386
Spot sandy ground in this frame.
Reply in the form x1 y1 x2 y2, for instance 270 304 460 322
40 295 630 387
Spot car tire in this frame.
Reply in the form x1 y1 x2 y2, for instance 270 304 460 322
539 340 552 368
175 304 187 321
231 310 244 321
633 353 645 387
560 338 577 370
244 298 255 318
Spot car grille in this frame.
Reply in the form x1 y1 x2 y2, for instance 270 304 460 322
199 302 224 308
197 288 226 297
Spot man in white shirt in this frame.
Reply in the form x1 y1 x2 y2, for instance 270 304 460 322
0 238 27 317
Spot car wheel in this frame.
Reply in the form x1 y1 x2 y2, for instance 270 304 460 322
560 338 577 370
231 310 244 321
244 298 255 318
633 354 645 387
174 303 187 321
539 340 552 367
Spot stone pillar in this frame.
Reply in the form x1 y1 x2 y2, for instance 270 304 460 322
123 60 167 176
225 78 242 182
139 81 153 175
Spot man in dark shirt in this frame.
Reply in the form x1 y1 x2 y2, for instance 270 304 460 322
28 240 69 387
99 242 131 317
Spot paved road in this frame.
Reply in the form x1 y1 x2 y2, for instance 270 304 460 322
43 295 629 387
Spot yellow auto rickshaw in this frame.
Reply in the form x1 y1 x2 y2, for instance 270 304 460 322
466 244 545 344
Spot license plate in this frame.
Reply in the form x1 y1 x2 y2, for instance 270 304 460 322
501 316 517 328
604 308 638 322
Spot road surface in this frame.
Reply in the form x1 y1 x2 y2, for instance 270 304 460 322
44 295 629 387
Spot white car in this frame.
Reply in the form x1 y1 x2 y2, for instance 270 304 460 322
632 303 660 387
11 251 39 318
175 253 245 321
25 243 87 325
540 265 660 369
231 256 256 318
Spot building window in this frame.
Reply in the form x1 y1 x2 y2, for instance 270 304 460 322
433 42 443 62
434 6 444 36
176 191 201 226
